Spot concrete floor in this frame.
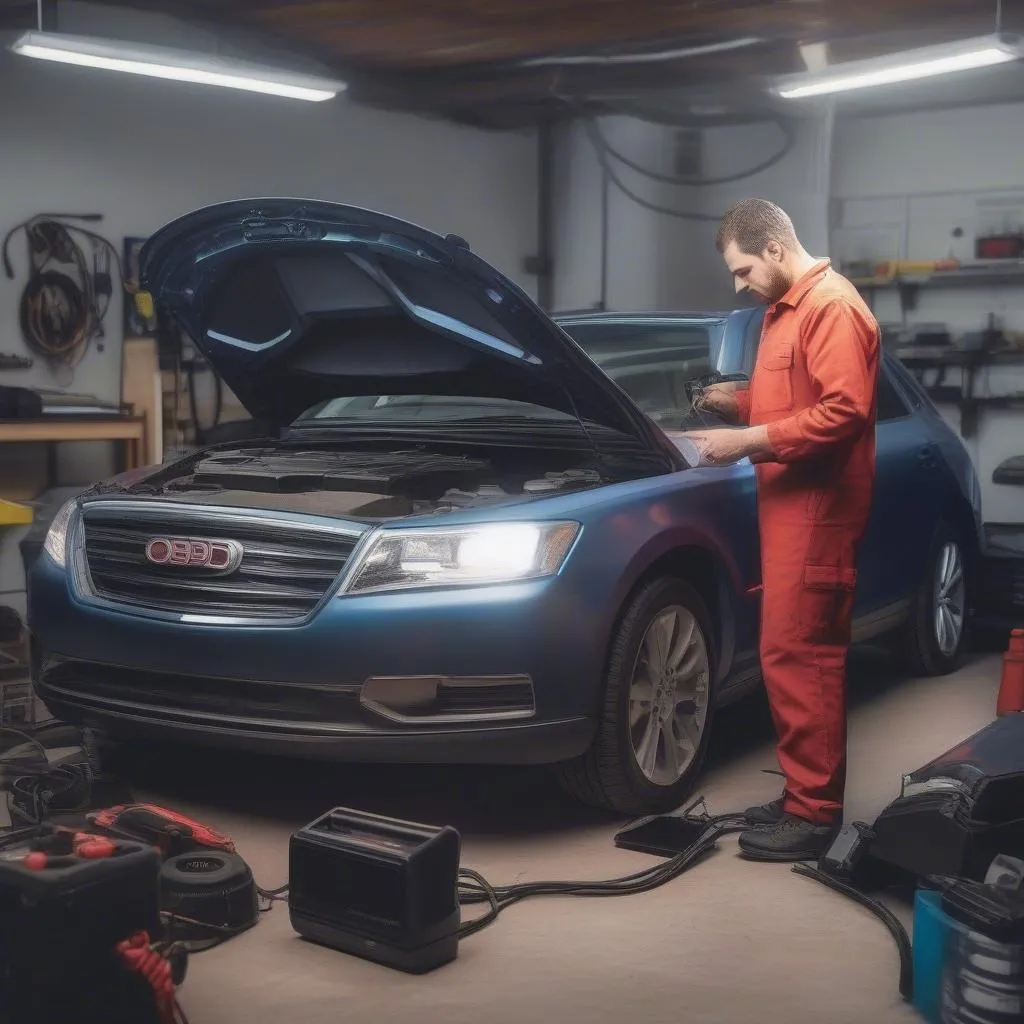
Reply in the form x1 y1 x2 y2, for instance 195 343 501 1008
104 650 1002 1024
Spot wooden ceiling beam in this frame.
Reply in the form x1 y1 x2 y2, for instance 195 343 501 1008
97 0 993 70
51 0 1003 125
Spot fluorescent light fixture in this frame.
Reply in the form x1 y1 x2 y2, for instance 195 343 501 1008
774 34 1022 100
10 31 346 101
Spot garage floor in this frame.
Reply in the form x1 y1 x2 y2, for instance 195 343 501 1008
104 651 1001 1024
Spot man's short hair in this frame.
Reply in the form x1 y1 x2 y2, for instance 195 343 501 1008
716 198 798 255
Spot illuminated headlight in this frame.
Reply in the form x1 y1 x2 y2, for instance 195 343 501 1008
339 522 581 595
42 499 78 568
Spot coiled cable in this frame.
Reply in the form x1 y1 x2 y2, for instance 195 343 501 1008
2 215 123 378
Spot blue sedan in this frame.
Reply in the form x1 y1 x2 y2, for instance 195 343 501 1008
28 200 983 814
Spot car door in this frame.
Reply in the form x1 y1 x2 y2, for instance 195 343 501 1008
713 309 764 670
853 360 940 626
561 315 763 634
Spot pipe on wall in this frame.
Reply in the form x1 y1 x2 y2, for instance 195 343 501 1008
536 119 556 310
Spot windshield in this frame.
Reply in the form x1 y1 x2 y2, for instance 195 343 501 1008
561 321 717 427
294 395 578 423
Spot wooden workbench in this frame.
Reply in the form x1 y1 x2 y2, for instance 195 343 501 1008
0 414 146 485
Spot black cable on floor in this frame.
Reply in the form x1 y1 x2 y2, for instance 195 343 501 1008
256 883 289 905
457 813 750 938
245 811 748 942
792 864 914 1002
457 867 501 938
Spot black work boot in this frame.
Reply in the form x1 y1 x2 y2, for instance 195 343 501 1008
738 813 840 862
744 797 784 826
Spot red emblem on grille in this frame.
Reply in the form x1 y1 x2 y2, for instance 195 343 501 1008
145 537 243 573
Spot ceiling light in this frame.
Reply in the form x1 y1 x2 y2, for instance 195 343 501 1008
10 31 346 102
774 34 1021 100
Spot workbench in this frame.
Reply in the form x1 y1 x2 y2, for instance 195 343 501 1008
0 498 32 726
0 414 146 486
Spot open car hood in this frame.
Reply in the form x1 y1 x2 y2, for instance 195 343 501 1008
140 199 665 450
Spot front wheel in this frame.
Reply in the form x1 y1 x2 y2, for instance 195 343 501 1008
556 578 716 815
898 523 968 676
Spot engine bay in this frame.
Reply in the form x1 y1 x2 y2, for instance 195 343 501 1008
150 444 609 519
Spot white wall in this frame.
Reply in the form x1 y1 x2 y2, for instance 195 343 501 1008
662 113 835 311
551 112 834 313
552 117 669 312
0 2 538 616
832 102 1024 524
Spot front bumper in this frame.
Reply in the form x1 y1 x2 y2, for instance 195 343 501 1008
29 552 604 765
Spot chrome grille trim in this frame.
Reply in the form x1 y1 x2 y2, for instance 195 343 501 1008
74 500 365 624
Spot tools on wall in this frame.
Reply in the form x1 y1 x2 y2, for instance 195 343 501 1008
1 213 125 385
0 353 33 370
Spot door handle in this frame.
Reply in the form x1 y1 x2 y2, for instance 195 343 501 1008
918 444 938 469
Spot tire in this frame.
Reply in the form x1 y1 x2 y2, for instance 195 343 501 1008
898 522 969 676
160 851 259 947
557 577 716 815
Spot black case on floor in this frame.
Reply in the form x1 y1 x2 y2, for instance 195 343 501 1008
289 807 461 974
870 716 1024 881
0 836 163 1024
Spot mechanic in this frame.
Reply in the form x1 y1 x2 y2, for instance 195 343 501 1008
683 198 880 862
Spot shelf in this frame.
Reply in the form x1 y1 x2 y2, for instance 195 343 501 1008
894 347 1024 367
852 262 1024 291
891 346 1024 438
0 500 32 527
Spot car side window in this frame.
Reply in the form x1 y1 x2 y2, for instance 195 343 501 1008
876 366 911 422
560 323 714 426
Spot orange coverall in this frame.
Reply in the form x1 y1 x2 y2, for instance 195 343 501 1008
734 259 880 824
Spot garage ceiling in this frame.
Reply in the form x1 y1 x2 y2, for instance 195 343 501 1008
1 0 1015 125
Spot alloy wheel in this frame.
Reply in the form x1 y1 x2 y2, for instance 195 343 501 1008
627 605 711 786
933 540 965 657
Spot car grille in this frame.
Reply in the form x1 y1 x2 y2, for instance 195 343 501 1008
80 505 358 619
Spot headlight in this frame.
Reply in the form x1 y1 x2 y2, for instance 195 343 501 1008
340 521 581 595
43 499 78 568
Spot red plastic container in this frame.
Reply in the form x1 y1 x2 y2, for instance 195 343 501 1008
996 629 1024 716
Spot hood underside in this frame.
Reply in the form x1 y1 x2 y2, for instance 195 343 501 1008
140 199 666 455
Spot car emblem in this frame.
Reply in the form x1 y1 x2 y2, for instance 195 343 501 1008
145 537 244 574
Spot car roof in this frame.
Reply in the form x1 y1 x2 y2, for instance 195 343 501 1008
553 309 748 325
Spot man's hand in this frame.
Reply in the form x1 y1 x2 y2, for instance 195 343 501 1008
673 425 774 466
694 381 740 421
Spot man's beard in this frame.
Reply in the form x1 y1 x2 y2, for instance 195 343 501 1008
751 265 790 305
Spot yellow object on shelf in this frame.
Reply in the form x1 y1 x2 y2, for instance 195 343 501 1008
0 500 33 526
